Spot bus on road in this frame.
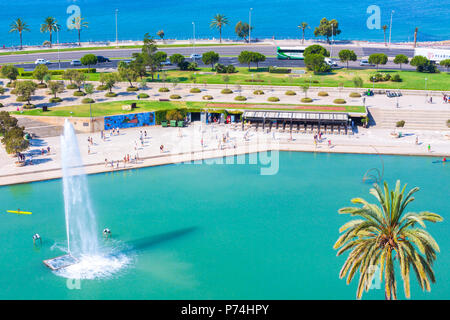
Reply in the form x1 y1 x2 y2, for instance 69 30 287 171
277 46 306 60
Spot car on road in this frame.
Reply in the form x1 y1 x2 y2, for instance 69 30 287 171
96 56 111 63
190 53 202 59
122 59 132 65
34 58 50 65
324 57 338 67
70 59 82 66
161 59 172 66
360 59 375 67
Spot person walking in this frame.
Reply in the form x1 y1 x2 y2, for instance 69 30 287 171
428 144 431 152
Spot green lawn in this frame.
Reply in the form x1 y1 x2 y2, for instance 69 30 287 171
11 100 366 118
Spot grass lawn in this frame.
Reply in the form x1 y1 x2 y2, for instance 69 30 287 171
11 100 366 118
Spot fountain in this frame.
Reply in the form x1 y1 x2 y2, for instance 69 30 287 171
44 120 130 279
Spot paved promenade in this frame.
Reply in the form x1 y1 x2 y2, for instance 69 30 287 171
1 122 449 186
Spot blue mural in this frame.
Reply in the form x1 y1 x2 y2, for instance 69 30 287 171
104 112 155 130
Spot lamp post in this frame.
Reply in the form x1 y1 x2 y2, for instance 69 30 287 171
425 77 428 103
192 22 196 60
115 9 119 47
388 10 394 47
56 28 60 70
249 8 253 44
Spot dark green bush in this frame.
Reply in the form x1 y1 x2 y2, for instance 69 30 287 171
97 85 108 90
234 95 247 101
253 90 264 95
221 88 233 94
301 97 313 103
333 98 346 104
349 92 361 98
81 98 95 104
66 84 78 89
318 91 329 96
202 95 213 100
73 91 86 97
268 97 280 102
190 88 201 93
138 93 149 98
126 86 139 92
105 92 117 97
268 66 291 74
49 97 63 103
159 87 170 92
285 90 296 95
170 94 181 99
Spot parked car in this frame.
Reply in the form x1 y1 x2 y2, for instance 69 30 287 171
70 59 82 66
161 59 172 66
324 57 338 67
122 59 132 65
34 58 50 65
360 59 375 67
96 56 111 63
190 53 202 59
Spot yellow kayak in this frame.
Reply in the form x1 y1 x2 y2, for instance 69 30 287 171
6 210 32 215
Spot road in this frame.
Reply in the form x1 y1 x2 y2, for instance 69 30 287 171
15 56 421 72
0 44 416 65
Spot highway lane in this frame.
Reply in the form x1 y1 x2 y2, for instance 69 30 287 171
0 44 415 65
16 56 421 72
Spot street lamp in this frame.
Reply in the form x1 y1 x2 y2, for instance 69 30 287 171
249 8 253 44
388 10 394 47
192 22 196 60
56 28 60 69
425 78 428 103
115 9 119 47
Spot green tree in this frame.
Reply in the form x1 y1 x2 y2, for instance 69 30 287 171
238 51 253 70
210 14 229 43
118 61 139 87
393 54 409 70
169 53 186 69
33 64 49 84
80 54 98 71
410 56 438 73
304 44 330 57
47 80 64 99
298 22 309 45
235 21 252 42
338 49 357 69
154 51 168 71
73 72 87 92
157 30 165 41
103 73 119 93
334 180 443 300
15 80 37 105
352 76 364 88
62 69 79 85
222 75 230 89
301 84 309 98
40 16 60 48
202 51 220 70
368 53 388 70
313 18 341 43
304 54 330 74
440 59 450 72
140 33 159 80
251 52 266 69
0 65 19 84
71 16 88 46
9 18 30 50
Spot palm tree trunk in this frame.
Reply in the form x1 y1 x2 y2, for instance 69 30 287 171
302 30 305 44
78 29 81 46
49 31 52 48
219 27 222 43
19 32 23 50
384 31 387 47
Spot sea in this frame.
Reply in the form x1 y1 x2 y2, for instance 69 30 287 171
0 0 449 47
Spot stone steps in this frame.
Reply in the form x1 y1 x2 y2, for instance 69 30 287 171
369 108 450 130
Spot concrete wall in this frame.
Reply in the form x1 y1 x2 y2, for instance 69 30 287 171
14 115 104 133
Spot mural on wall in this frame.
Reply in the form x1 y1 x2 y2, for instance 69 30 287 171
104 112 155 130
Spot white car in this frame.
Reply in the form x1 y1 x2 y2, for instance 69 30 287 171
190 53 202 59
324 57 338 67
34 58 50 65
70 59 82 66
360 59 375 67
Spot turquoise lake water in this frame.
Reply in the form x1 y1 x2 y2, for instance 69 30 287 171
1 0 449 46
0 151 448 299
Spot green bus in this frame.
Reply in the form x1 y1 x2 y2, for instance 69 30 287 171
277 46 306 60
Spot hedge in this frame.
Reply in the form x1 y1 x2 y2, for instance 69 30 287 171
16 96 28 102
18 68 96 77
138 93 149 98
268 97 280 102
81 98 95 104
234 96 247 101
221 88 233 94
49 97 63 103
253 90 264 95
318 91 329 96
23 104 36 109
105 92 117 97
202 95 213 100
126 86 139 92
66 84 78 89
159 87 170 92
97 85 108 91
170 94 181 99
73 91 86 97
333 99 346 104
301 97 313 103
285 90 296 95
190 88 201 93
349 92 361 98
268 66 291 74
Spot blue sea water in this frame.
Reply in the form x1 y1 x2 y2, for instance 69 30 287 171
0 0 449 47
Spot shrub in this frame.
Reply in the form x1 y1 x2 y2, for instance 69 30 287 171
301 97 313 103
16 96 28 102
49 97 63 103
126 86 139 92
81 98 95 104
234 95 247 101
318 91 329 96
97 85 108 90
221 88 233 94
202 95 213 100
447 119 450 128
313 80 319 84
138 93 149 98
391 74 402 82
215 63 237 74
170 94 181 99
226 65 237 74
268 66 291 73
36 83 47 89
285 90 296 96
333 98 346 104
190 88 201 93
253 90 264 95
23 104 35 109
268 97 280 102
349 92 361 98
0 103 4 108
10 89 17 95
105 92 117 97
67 84 77 89
73 91 86 97
396 120 405 128
159 87 170 92
369 73 391 82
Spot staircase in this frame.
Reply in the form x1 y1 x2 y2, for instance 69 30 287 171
368 107 450 130
16 117 64 138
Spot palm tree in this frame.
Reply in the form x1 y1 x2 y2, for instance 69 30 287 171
298 22 309 45
71 16 89 46
382 25 388 47
40 17 60 48
210 14 229 43
334 180 443 300
9 18 30 50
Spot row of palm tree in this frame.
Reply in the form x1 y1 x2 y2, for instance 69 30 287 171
9 16 88 49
